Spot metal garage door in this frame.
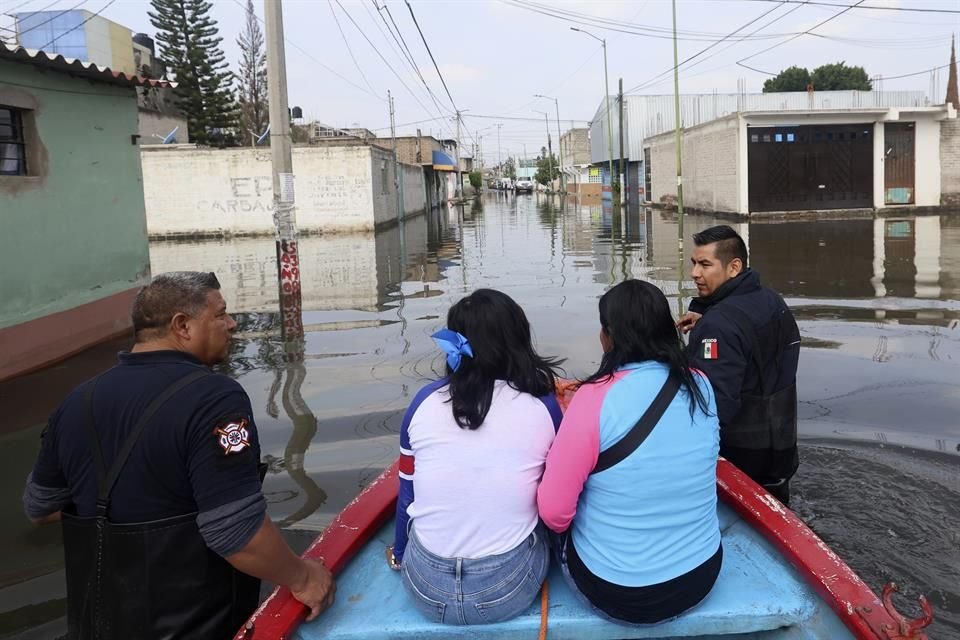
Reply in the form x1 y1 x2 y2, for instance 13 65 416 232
748 124 873 212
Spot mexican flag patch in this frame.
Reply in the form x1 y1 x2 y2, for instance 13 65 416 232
701 339 718 360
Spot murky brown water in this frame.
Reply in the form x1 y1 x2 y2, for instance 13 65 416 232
2 196 958 638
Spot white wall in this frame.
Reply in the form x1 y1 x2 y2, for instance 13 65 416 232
647 115 740 214
912 117 941 207
141 145 399 236
401 163 426 216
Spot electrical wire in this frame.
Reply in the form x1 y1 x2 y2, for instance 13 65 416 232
625 0 804 94
332 0 447 126
39 0 115 50
8 0 88 42
499 0 804 42
226 0 385 102
4 0 65 21
328 0 377 96
736 0 867 67
735 0 960 14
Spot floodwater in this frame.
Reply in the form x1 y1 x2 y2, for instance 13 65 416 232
1 195 958 638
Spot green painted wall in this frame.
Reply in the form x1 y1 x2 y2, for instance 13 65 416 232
0 61 150 330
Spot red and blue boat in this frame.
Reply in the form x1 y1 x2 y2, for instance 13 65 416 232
235 384 933 640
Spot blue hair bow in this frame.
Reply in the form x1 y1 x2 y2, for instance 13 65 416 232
431 329 474 372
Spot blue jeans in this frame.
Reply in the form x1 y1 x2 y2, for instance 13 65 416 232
401 525 549 625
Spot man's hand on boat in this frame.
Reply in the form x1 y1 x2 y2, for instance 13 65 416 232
676 311 702 334
290 559 337 621
225 517 336 621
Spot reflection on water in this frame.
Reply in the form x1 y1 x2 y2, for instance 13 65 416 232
2 197 959 637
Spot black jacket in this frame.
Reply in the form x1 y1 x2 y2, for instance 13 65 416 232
688 269 800 484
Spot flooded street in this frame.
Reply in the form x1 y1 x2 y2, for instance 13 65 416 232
2 195 959 638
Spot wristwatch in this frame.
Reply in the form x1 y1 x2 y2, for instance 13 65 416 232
385 545 401 570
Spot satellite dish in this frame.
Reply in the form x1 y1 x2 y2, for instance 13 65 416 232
161 126 179 144
256 124 270 145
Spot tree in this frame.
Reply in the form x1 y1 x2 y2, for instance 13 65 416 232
503 157 516 180
468 170 482 190
763 66 811 93
534 153 559 186
810 62 871 91
763 62 871 93
149 0 239 145
235 0 268 146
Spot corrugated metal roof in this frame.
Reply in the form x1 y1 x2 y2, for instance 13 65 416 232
0 44 174 89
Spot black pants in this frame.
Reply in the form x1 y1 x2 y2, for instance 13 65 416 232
762 478 790 506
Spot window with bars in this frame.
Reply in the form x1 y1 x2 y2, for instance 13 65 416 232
1 107 27 176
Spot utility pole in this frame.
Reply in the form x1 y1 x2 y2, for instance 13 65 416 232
618 77 626 206
265 0 303 357
389 90 402 221
454 110 463 197
571 28 614 206
672 0 685 259
535 110 553 192
535 94 565 194
496 123 503 179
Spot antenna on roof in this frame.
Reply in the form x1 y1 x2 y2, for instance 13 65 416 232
162 126 179 144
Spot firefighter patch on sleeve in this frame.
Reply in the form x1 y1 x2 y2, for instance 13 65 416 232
701 339 718 360
215 417 251 455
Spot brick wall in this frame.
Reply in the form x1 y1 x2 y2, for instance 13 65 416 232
941 119 960 206
560 128 591 166
648 115 740 214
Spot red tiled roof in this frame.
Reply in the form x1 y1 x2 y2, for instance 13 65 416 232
0 44 174 89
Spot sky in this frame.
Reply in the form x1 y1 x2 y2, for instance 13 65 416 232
4 0 958 162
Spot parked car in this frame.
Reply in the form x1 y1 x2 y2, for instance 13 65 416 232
515 178 534 193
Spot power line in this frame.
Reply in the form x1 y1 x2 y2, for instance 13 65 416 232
736 0 960 14
40 0 115 50
736 0 867 67
8 0 88 42
332 0 447 124
328 0 377 96
499 0 805 42
403 0 456 112
368 0 451 136
226 0 384 102
626 0 804 94
4 0 65 21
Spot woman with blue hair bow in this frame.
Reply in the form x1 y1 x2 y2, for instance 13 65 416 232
387 288 563 625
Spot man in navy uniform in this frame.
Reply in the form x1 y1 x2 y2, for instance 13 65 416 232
23 271 335 639
678 226 801 505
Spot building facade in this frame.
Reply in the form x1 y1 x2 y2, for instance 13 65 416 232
645 105 957 215
588 89 950 212
140 140 429 237
1 45 165 381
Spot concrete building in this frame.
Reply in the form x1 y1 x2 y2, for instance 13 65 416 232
140 139 428 237
645 104 957 215
588 89 939 207
393 133 460 207
14 12 189 144
559 127 599 198
308 123 377 142
0 44 168 381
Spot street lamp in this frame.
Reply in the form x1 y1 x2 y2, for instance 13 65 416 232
534 94 565 194
571 27 616 206
533 109 554 192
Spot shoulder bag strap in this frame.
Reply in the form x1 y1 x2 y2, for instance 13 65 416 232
86 369 210 516
591 374 681 475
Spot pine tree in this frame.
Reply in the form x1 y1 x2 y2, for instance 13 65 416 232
149 0 238 145
236 0 268 146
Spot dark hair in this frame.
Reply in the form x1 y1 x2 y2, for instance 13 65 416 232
132 271 221 340
445 289 562 430
693 225 748 268
583 280 710 417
